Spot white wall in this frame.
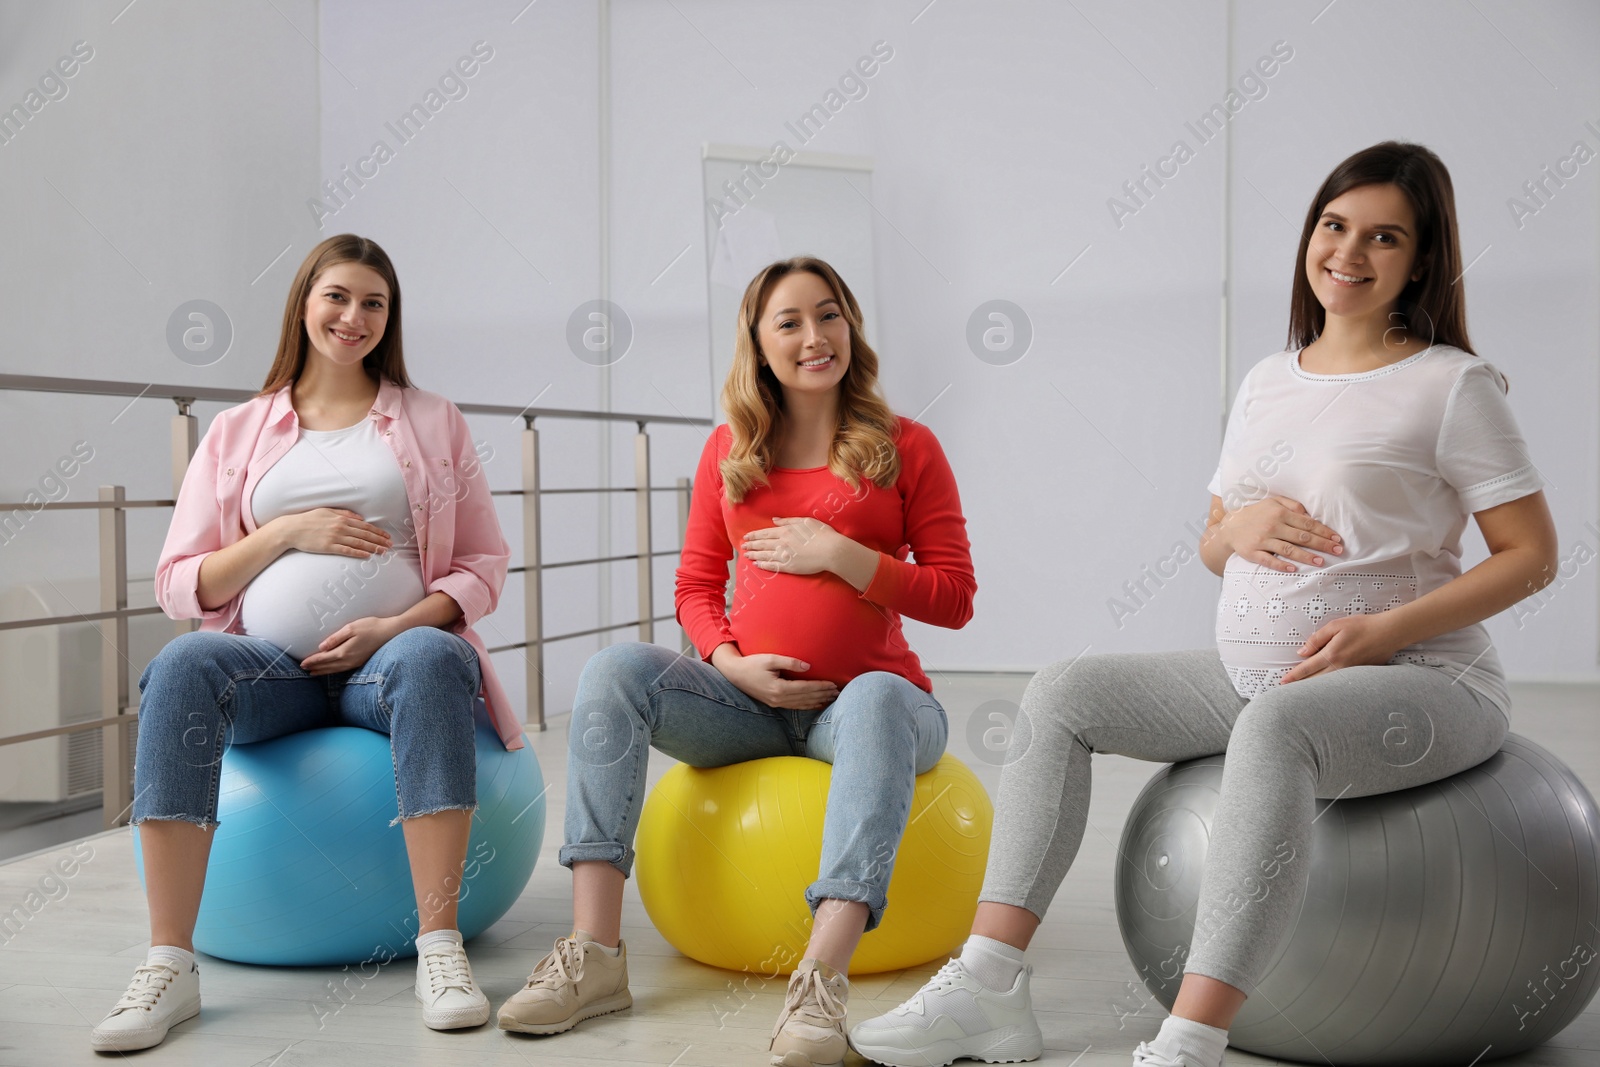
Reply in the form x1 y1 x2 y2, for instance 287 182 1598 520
0 0 323 716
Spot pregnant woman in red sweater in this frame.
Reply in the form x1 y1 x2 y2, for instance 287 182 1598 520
496 257 976 1066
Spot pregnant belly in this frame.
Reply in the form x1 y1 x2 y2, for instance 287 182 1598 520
729 566 899 686
1215 561 1418 698
239 549 426 660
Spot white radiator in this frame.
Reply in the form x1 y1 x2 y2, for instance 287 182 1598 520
0 577 157 802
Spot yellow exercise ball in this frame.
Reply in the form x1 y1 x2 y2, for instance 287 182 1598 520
635 753 992 976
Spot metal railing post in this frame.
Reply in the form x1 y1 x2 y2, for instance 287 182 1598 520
172 398 198 638
98 485 132 828
677 475 691 654
522 418 546 731
634 422 653 643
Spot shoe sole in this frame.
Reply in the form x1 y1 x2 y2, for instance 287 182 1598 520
89 997 201 1052
497 989 633 1035
770 1050 845 1067
771 1049 851 1067
416 991 491 1030
848 1025 1043 1067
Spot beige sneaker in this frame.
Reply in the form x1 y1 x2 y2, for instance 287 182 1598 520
770 959 849 1067
497 929 632 1034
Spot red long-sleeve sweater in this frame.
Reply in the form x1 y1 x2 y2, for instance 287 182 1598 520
674 417 976 693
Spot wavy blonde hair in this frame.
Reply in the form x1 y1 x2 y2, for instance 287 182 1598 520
720 257 900 503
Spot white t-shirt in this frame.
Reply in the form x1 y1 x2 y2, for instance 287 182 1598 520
1208 345 1543 714
240 418 426 659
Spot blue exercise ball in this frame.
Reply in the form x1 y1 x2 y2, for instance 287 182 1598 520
134 703 544 966
1115 733 1600 1065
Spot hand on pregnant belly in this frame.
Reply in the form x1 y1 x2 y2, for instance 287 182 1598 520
741 517 840 574
297 615 400 676
244 508 419 667
1280 612 1405 685
272 508 393 558
711 645 840 710
1217 495 1343 572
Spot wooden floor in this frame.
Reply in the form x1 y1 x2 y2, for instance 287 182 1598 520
1 674 1596 1067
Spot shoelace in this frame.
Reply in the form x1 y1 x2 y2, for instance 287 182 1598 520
109 961 179 1016
890 957 966 1017
1131 1040 1186 1067
921 957 968 994
524 935 585 990
420 943 475 995
772 966 848 1039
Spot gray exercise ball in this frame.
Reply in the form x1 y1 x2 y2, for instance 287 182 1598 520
1115 733 1600 1065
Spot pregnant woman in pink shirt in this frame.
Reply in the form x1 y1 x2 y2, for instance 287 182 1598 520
90 235 516 1051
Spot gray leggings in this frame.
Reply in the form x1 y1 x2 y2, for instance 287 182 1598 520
979 648 1508 990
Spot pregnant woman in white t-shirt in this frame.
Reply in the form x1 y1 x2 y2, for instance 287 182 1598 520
92 236 510 1051
850 143 1559 1067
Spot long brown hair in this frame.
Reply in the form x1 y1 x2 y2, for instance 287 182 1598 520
720 257 900 503
257 234 413 396
1287 141 1474 355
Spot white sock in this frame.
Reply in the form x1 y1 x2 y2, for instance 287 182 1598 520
573 929 621 955
1151 1015 1228 1067
148 945 195 971
958 934 1025 991
415 928 463 952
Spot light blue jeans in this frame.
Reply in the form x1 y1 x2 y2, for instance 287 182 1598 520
559 642 948 931
132 627 482 827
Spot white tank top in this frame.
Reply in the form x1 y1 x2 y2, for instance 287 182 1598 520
239 417 426 659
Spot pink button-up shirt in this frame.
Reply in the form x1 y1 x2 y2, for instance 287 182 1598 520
153 376 525 751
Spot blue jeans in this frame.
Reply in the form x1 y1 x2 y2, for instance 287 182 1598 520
132 627 482 827
558 642 949 931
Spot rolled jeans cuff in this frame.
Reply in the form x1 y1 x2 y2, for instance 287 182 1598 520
559 841 634 877
130 812 217 831
805 878 888 932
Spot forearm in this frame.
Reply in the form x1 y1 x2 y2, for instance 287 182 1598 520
1376 546 1555 648
195 521 288 611
827 534 881 592
1200 512 1230 577
388 591 464 634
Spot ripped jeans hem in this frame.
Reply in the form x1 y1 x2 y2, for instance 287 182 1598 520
389 802 479 828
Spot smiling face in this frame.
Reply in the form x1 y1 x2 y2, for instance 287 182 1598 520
755 270 852 399
302 261 390 371
1305 182 1423 325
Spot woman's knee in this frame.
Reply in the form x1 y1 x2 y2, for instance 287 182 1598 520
579 641 681 690
833 672 927 730
140 630 234 686
568 644 668 762
136 632 240 733
1020 653 1126 737
1226 691 1315 761
378 626 476 683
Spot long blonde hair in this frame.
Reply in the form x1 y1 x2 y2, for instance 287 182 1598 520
720 257 900 503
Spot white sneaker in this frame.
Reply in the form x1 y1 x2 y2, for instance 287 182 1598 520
848 957 1043 1066
415 937 490 1029
90 955 201 1052
1131 1040 1208 1066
